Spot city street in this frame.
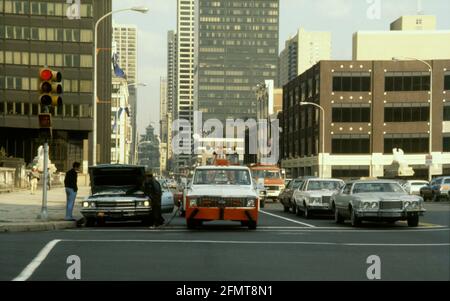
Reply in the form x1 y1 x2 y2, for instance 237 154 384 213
1 202 449 281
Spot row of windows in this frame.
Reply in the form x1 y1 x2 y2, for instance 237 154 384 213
0 25 93 43
384 136 429 154
0 101 92 118
331 137 370 154
0 51 93 68
332 107 371 123
0 76 92 93
385 106 429 122
445 74 450 90
2 1 93 18
332 73 371 92
385 72 430 91
444 105 450 121
332 167 370 179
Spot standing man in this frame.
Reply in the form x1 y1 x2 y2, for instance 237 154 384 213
143 172 165 228
64 162 80 221
28 167 40 195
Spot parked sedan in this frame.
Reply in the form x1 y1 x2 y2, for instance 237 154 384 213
279 177 313 213
403 180 429 196
421 177 450 201
332 180 426 227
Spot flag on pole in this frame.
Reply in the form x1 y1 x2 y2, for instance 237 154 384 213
112 52 127 79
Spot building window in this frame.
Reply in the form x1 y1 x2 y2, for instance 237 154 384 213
385 105 429 122
443 136 450 152
444 104 450 121
332 166 370 179
385 72 430 91
332 135 370 154
384 134 429 154
445 73 450 91
332 106 370 123
332 72 371 92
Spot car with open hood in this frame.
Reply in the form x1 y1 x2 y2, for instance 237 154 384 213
332 180 426 227
81 165 151 226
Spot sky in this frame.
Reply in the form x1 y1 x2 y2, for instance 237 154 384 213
111 0 450 137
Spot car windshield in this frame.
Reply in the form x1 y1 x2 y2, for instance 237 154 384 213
252 170 281 179
193 169 251 185
353 182 405 193
306 180 342 191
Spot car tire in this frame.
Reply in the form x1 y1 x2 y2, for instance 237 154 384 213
85 217 96 227
291 203 297 214
350 208 361 227
248 221 257 230
241 221 249 227
260 199 265 208
187 218 196 229
303 203 311 219
432 193 439 202
296 205 302 217
334 207 344 224
283 205 290 212
407 215 419 227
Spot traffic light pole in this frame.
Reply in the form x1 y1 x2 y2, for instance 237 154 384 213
38 141 49 220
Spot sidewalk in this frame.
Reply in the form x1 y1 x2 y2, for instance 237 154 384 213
0 186 90 233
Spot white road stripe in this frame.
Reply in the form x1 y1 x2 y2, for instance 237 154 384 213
13 239 62 281
259 210 316 227
62 239 450 247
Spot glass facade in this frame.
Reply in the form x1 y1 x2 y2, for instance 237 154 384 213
195 0 279 123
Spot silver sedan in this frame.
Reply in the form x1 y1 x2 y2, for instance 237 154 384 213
332 180 425 227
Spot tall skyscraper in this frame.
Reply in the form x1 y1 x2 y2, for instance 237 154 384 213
175 0 195 170
194 0 280 124
0 0 112 171
167 30 177 168
279 28 331 87
159 77 168 173
112 22 138 163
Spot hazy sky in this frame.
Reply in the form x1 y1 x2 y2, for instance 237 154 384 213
111 0 450 136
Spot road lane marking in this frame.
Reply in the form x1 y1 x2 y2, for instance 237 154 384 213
259 210 316 227
61 239 450 247
13 239 62 281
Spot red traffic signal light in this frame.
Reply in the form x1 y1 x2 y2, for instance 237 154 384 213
38 67 62 108
39 68 61 82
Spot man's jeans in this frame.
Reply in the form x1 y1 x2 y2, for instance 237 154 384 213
65 188 77 220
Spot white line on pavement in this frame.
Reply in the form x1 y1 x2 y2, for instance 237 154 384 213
61 239 450 247
259 210 316 227
12 239 62 281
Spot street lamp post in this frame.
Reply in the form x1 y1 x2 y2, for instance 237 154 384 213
92 6 148 166
300 102 325 178
393 57 433 181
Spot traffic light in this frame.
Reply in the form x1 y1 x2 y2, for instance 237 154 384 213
39 68 62 108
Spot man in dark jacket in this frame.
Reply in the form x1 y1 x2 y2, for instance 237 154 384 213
64 162 80 221
143 172 165 227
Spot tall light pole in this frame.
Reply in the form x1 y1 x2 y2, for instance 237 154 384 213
92 6 148 166
300 102 325 178
393 57 433 181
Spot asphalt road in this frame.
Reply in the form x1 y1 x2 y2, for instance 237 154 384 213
1 201 449 281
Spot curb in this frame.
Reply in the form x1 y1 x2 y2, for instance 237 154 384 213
0 220 79 233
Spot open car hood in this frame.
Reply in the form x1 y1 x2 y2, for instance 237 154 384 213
88 165 145 195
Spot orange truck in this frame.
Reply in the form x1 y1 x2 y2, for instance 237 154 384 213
249 164 285 203
184 160 260 230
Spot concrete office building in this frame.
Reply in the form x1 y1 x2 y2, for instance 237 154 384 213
279 28 331 87
0 0 112 171
166 30 177 170
111 76 132 164
280 60 450 179
112 22 138 163
353 15 450 61
194 0 279 125
159 77 168 172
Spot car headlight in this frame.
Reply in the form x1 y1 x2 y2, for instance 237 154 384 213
310 197 321 204
144 201 150 207
371 202 378 209
404 201 411 208
82 201 89 208
189 199 197 207
410 201 419 209
246 199 256 207
362 201 370 209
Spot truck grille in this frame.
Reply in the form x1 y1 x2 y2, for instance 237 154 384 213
379 201 403 210
321 196 331 204
96 201 136 208
267 186 280 191
198 197 247 207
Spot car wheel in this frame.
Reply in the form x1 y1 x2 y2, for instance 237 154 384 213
85 217 96 227
248 221 257 230
407 215 419 227
241 221 249 227
296 205 302 217
303 203 311 219
260 199 265 208
350 208 361 227
187 218 196 229
291 202 297 214
432 193 439 202
334 206 344 224
283 205 290 212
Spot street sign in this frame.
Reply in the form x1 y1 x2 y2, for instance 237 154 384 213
425 154 433 166
38 113 52 128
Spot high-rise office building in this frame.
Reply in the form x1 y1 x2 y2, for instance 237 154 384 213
159 77 168 172
112 22 138 163
0 0 112 171
167 30 177 168
279 28 331 87
194 0 280 125
175 0 195 170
